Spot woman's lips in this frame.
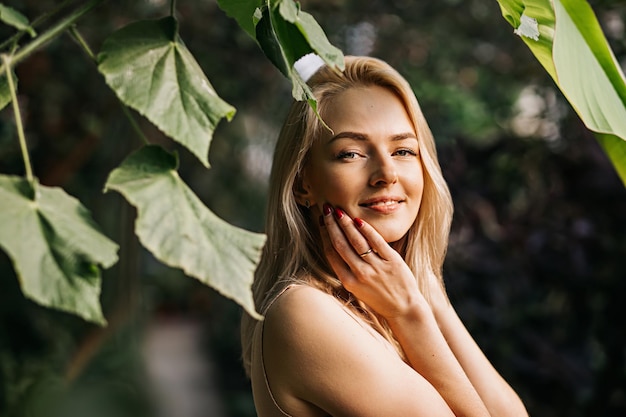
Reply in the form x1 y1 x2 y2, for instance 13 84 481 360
359 199 404 214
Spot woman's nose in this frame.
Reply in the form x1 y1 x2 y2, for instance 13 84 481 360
369 155 398 187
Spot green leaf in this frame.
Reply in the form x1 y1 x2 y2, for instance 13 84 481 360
0 175 118 325
278 0 343 69
497 0 626 186
254 0 344 104
97 17 236 168
597 133 626 184
0 4 36 37
104 145 265 319
0 69 17 111
217 0 263 39
552 0 626 138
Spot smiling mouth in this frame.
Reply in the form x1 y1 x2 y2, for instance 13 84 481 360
359 199 404 208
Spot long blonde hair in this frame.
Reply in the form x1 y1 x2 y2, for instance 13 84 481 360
241 56 453 375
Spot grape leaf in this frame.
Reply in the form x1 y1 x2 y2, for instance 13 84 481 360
97 16 235 168
0 175 118 325
104 145 265 319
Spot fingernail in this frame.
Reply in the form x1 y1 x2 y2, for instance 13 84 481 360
318 215 325 226
353 218 364 228
334 207 344 219
323 203 332 216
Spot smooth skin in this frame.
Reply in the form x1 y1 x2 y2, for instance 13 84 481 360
262 86 528 416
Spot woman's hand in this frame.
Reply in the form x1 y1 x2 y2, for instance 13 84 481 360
318 203 428 320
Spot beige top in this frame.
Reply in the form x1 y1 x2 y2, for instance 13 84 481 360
250 284 397 417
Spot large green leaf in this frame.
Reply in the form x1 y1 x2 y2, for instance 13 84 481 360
255 0 344 105
497 0 626 185
0 175 118 325
104 145 265 319
217 0 262 39
97 16 236 168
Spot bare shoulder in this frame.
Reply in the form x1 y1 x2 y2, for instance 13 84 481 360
262 285 454 417
263 285 363 363
265 284 350 332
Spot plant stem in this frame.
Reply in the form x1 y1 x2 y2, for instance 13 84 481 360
69 25 95 60
69 26 149 146
120 106 150 146
2 55 33 182
170 0 177 17
0 0 78 52
8 0 103 69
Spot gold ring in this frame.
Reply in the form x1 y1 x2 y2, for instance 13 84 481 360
359 248 374 257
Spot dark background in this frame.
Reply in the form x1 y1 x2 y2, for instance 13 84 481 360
1 1 625 416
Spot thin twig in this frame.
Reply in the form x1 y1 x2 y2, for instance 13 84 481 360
3 54 33 182
0 0 77 52
69 26 150 146
170 0 177 17
68 25 95 60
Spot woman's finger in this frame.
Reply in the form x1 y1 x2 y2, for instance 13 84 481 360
321 204 365 266
351 217 398 262
318 214 355 281
329 207 374 260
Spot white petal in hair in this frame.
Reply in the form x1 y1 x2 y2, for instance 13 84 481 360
294 53 326 82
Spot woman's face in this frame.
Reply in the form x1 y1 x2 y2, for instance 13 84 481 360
302 85 424 243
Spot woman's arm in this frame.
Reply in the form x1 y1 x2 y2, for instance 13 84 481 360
320 205 529 416
263 285 457 417
319 206 491 417
427 279 529 417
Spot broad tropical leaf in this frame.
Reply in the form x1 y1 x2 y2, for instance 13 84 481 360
0 4 36 37
497 0 626 185
105 145 265 319
97 17 236 168
0 175 118 325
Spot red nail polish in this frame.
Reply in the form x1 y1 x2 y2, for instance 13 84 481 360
353 218 364 228
334 207 344 219
319 215 325 226
323 203 332 216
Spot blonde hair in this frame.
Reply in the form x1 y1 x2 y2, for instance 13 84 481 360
241 56 453 375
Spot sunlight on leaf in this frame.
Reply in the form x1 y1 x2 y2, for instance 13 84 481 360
97 17 236 168
105 145 265 319
497 0 626 186
0 175 118 325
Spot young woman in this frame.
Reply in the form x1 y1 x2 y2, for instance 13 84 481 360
241 56 528 417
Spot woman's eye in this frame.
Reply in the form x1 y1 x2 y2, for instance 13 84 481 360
336 151 360 160
394 149 417 157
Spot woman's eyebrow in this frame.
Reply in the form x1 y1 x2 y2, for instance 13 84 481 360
328 131 368 142
391 133 418 141
327 131 417 143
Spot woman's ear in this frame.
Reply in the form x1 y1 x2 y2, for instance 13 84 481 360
293 173 316 208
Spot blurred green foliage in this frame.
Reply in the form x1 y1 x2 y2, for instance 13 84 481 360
0 1 625 416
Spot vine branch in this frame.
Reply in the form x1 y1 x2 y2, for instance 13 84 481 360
0 0 103 75
0 0 78 53
170 0 177 17
69 26 150 146
3 55 33 182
